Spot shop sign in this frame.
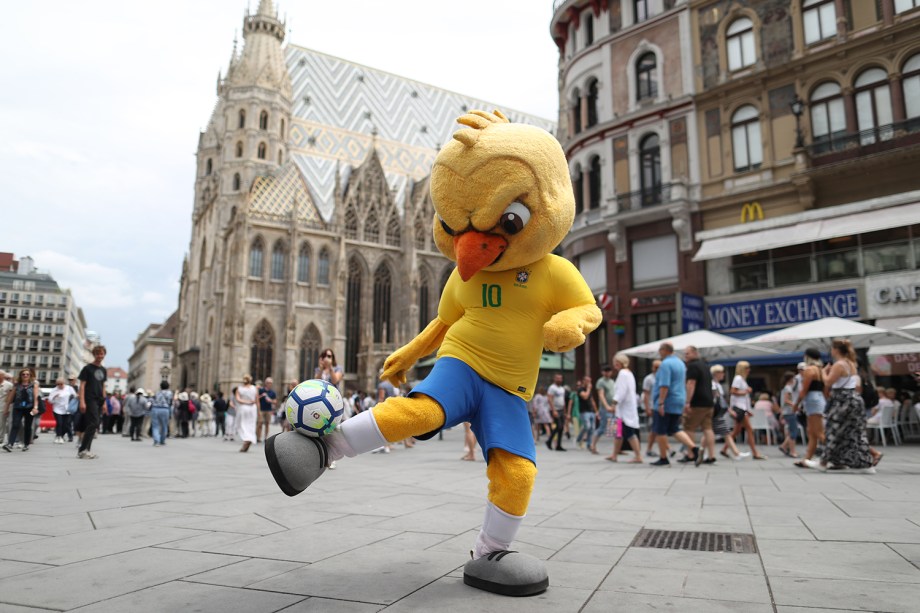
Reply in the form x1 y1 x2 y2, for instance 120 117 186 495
708 289 859 332
679 292 705 333
631 294 675 309
866 273 920 318
870 352 920 377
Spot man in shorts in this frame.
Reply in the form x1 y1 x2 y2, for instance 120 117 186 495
651 343 701 467
682 345 715 464
257 377 277 443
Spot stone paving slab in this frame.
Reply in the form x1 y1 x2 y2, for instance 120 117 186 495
0 427 917 612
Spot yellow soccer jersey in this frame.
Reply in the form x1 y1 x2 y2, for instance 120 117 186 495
436 254 596 401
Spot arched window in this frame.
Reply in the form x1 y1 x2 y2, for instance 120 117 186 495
414 213 427 250
233 173 241 191
639 133 662 206
386 215 401 247
588 155 601 210
573 164 584 215
259 110 269 130
373 263 392 343
238 109 246 129
731 105 762 172
904 54 920 120
855 68 893 144
344 207 358 239
803 0 836 45
896 0 920 13
199 239 208 272
249 320 274 382
299 324 321 381
810 82 846 148
726 18 756 71
205 158 212 176
636 53 657 101
249 238 264 278
297 243 311 283
270 241 286 280
345 258 362 373
235 142 243 158
317 248 330 285
418 274 430 333
583 12 594 47
277 149 283 165
365 211 380 243
586 79 599 127
572 88 582 134
280 118 286 137
257 142 267 160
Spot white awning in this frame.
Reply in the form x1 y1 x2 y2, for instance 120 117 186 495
693 200 920 262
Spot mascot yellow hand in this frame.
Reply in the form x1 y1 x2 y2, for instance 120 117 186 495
543 305 603 353
380 319 448 386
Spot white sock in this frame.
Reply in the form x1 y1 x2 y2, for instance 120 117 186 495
324 410 388 461
472 502 524 560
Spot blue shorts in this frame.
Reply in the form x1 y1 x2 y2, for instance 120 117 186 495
803 392 826 416
653 412 683 436
410 357 536 465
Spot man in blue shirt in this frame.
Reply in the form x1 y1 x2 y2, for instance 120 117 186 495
651 342 701 467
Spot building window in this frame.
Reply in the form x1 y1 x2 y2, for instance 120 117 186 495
636 52 657 101
270 241 286 280
297 243 311 283
855 67 893 144
639 133 662 206
259 110 269 130
205 158 212 175
895 0 920 13
317 248 330 285
572 88 582 134
634 0 650 24
257 142 267 160
373 263 392 343
731 105 762 172
573 164 584 215
583 12 594 47
386 215 401 247
810 81 846 149
238 109 246 129
299 324 321 381
249 320 274 382
588 155 601 210
345 207 358 239
803 0 836 44
345 258 362 373
586 79 599 127
233 173 241 191
414 213 427 250
726 18 756 71
249 239 264 278
235 142 243 158
277 150 283 164
365 211 380 243
633 311 676 346
280 118 286 137
902 54 920 120
632 234 678 289
418 275 430 332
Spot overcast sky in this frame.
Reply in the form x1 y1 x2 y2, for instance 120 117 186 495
0 1 561 369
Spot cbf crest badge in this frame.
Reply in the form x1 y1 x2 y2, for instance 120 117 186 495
515 268 531 287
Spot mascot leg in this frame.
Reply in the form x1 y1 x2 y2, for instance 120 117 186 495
265 395 443 497
463 448 548 597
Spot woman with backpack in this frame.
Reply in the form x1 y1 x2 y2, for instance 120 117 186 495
3 368 41 452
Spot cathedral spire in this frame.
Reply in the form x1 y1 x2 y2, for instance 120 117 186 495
257 0 275 17
225 1 291 98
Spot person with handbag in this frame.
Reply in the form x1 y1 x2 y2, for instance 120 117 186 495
3 368 42 452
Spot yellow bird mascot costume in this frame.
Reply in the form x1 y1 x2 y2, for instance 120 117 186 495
266 110 602 597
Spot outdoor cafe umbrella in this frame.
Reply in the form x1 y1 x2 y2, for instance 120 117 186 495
745 317 920 353
621 329 779 360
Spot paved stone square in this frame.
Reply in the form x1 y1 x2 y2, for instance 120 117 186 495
0 427 918 612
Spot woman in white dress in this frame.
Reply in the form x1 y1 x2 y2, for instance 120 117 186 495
235 375 258 452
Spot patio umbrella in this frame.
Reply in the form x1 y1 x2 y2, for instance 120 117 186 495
745 317 920 353
900 321 920 332
621 329 779 360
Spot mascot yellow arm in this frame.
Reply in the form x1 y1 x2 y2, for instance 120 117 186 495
543 304 603 353
380 318 449 386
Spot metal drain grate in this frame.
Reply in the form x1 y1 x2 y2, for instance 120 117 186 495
630 529 758 553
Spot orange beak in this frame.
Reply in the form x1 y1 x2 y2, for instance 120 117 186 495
453 231 508 281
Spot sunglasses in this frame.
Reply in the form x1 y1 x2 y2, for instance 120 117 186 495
321 353 333 358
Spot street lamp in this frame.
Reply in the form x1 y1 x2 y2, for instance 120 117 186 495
790 94 805 149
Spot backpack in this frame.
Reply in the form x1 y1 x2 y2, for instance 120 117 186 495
861 381 879 410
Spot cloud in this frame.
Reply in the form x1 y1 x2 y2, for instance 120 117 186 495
32 251 137 309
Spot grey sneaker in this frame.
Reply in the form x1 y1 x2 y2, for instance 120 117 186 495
463 550 548 597
264 432 328 497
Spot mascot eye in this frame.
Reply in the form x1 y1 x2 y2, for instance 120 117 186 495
439 217 456 236
499 202 531 235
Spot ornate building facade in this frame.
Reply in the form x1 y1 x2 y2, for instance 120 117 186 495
175 1 554 394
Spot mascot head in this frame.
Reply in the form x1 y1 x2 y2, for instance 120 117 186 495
429 110 574 281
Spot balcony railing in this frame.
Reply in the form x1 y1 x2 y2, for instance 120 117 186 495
805 117 920 165
615 183 672 212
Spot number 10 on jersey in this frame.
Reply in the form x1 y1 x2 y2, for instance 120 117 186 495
481 284 502 307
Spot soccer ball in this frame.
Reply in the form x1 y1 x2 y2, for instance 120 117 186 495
284 379 345 437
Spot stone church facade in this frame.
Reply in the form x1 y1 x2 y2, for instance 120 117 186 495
175 1 554 395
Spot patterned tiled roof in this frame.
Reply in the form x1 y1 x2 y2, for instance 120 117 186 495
249 162 324 224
